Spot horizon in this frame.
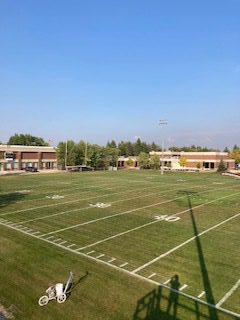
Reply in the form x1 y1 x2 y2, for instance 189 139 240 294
0 1 239 149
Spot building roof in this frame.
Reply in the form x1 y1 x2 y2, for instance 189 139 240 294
0 144 56 153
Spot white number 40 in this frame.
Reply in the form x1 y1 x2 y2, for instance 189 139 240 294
154 214 180 222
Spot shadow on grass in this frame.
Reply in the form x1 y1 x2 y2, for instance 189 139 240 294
0 192 26 208
181 190 219 320
132 281 207 320
71 271 89 292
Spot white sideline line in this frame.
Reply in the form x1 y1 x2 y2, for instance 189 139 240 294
216 279 240 307
148 273 156 279
65 192 240 251
180 284 188 291
198 291 205 298
120 262 128 268
40 186 234 238
0 221 239 319
132 211 240 273
108 258 116 263
96 254 105 259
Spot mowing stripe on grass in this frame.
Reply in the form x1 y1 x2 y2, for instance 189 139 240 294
0 181 184 217
132 211 240 273
22 179 227 225
40 190 240 238
216 279 240 307
0 221 239 319
13 187 177 224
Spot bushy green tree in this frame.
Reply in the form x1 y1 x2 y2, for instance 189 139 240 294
8 133 49 146
139 152 150 169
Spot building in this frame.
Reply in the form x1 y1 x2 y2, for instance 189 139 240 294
149 151 235 171
0 145 57 172
117 156 139 169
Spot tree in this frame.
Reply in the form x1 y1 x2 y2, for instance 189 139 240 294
217 159 227 173
150 155 160 170
8 133 49 146
138 152 150 169
229 147 240 165
179 157 188 168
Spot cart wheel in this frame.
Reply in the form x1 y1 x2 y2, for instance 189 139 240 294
38 295 49 306
57 293 66 304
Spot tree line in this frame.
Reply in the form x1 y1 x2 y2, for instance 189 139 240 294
4 134 240 168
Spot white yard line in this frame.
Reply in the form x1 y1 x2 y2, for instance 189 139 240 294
179 284 188 291
132 211 240 273
148 273 156 279
96 254 105 259
164 279 171 285
1 221 239 319
55 192 240 250
40 186 232 237
108 258 116 263
216 279 240 307
58 241 67 245
198 291 205 298
120 262 128 268
67 244 76 248
87 250 95 255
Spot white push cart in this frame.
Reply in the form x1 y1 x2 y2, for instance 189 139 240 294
38 271 73 306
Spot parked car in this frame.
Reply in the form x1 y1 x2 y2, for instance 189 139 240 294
25 167 38 172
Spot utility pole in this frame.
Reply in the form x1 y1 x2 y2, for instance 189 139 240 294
65 140 68 170
159 120 168 175
84 142 88 166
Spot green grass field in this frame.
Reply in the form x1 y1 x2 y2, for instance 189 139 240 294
0 170 239 320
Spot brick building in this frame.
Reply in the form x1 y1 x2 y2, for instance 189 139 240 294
0 145 57 172
149 151 235 171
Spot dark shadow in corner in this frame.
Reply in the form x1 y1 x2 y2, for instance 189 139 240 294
0 192 26 209
184 191 219 320
132 280 207 320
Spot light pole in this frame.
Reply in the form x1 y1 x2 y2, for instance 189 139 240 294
65 140 68 170
159 120 168 175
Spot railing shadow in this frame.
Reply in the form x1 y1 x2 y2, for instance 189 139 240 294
184 190 219 320
132 282 207 320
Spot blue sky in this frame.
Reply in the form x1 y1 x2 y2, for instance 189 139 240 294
0 0 239 149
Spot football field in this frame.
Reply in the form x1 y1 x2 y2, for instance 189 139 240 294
0 170 239 319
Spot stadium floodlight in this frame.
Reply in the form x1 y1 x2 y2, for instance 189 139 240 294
158 120 168 175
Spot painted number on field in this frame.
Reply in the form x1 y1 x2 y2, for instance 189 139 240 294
90 202 111 208
154 215 181 222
